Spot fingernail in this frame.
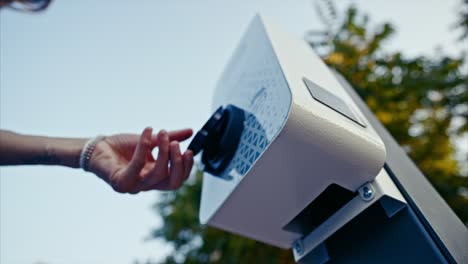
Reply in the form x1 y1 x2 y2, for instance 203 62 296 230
171 141 180 150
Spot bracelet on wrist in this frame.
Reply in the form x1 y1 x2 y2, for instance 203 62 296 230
79 136 106 171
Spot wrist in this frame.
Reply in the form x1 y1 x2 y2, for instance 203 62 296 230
46 137 88 168
79 136 106 171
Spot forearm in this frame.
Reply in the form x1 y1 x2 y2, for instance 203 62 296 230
0 130 88 168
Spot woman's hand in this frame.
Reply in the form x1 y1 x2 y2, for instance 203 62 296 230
88 127 194 194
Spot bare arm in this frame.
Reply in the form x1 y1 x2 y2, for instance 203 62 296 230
0 130 87 168
0 128 194 193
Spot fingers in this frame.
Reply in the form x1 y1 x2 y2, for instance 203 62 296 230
183 150 194 182
150 128 193 148
142 130 170 186
117 127 152 192
115 128 194 193
141 143 194 191
168 128 193 141
143 140 184 190
168 141 184 189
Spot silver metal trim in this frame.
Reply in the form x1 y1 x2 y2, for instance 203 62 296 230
293 168 407 262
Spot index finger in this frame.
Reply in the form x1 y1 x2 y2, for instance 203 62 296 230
151 128 193 147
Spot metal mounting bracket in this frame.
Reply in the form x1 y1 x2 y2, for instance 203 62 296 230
292 167 407 263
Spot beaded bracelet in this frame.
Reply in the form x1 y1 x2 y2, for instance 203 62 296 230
79 135 106 171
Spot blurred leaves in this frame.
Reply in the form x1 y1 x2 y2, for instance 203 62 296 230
150 1 468 263
311 2 468 224
151 170 295 264
454 0 468 40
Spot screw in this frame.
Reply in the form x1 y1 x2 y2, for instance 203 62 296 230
362 186 373 200
294 240 302 254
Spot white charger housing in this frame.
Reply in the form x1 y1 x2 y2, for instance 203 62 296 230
198 15 386 249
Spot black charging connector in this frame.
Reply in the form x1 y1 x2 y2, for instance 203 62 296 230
188 104 245 176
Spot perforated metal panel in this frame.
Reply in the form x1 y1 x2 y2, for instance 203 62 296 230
211 22 292 178
218 112 268 179
200 17 292 222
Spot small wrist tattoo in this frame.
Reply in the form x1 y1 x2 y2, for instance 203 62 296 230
22 146 61 165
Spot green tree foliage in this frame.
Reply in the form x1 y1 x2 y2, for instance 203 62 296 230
455 0 468 40
151 3 468 263
151 170 295 264
308 1 467 222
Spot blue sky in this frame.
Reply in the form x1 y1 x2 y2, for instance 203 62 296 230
0 0 464 263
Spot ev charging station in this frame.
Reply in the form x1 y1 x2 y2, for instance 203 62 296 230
187 15 468 263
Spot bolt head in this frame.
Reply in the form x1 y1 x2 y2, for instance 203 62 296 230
294 241 302 254
362 186 373 199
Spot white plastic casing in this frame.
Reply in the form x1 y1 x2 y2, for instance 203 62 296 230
199 15 386 249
